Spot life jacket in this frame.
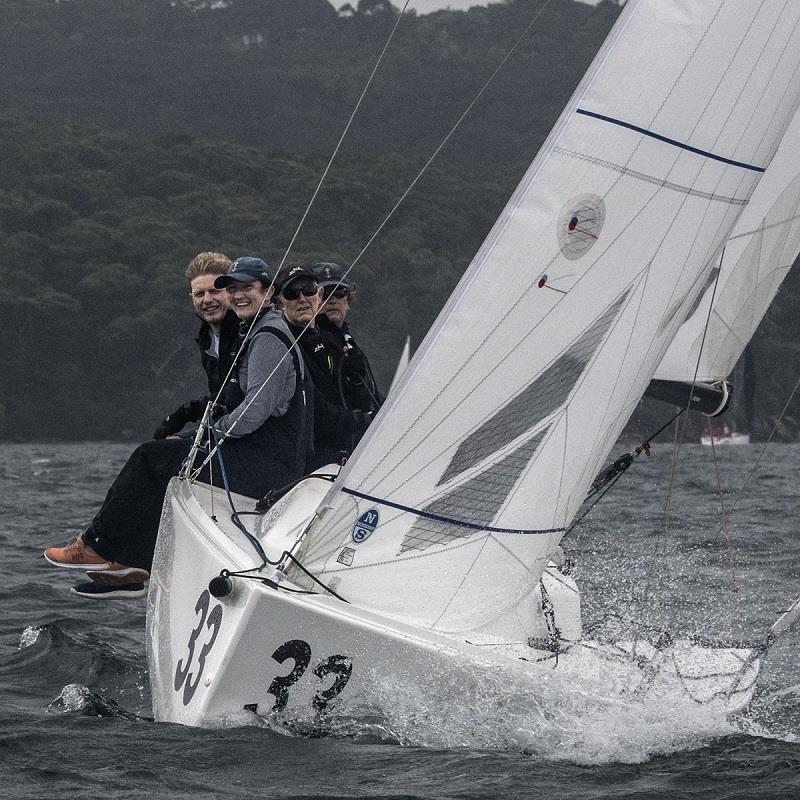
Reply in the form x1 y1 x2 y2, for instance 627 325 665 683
216 324 314 498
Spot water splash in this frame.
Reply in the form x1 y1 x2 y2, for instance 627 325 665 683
18 626 42 649
48 683 145 720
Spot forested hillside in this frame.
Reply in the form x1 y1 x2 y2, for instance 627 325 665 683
0 0 798 441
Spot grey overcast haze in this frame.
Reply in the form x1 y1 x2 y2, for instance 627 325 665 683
409 0 601 12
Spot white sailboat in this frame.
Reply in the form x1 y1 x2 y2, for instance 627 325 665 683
147 1 800 729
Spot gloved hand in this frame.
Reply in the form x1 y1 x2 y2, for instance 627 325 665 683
153 404 191 439
153 398 215 439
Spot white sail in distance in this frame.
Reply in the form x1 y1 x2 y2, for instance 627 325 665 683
655 105 800 384
290 1 800 640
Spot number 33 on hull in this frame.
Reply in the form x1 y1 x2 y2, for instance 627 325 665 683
148 476 585 726
148 474 759 728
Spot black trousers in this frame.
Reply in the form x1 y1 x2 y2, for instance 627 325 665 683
82 434 300 570
83 438 196 570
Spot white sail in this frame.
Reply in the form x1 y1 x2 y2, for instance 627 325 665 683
289 1 800 640
388 336 411 395
656 106 800 384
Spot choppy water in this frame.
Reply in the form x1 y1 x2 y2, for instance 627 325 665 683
2 441 800 798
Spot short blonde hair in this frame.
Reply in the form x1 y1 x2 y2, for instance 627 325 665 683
185 251 231 282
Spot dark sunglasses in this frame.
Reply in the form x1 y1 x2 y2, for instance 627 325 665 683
281 284 318 301
322 286 350 299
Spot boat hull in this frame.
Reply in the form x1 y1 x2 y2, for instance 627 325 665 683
700 432 751 446
147 478 759 729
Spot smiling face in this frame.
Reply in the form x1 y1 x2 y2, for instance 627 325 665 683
281 280 322 327
225 279 274 320
190 274 228 331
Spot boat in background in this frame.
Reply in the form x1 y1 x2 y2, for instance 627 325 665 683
700 424 750 447
147 1 800 729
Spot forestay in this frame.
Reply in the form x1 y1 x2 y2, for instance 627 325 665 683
289 1 800 640
655 105 800 384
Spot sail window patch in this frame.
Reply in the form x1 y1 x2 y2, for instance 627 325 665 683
557 194 605 260
438 291 628 485
401 430 548 553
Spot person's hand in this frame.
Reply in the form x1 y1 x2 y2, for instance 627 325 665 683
152 405 190 439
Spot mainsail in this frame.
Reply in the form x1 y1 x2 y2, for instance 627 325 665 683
289 1 800 639
656 105 800 384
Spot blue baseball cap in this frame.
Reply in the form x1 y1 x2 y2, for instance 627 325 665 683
214 256 273 288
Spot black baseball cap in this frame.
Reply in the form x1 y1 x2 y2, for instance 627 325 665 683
311 261 350 289
214 256 273 288
276 264 318 293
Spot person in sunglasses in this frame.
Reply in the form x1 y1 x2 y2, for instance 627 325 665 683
43 257 311 596
276 264 372 468
312 261 383 416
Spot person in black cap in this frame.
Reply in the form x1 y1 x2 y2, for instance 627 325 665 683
312 261 383 416
151 251 239 439
276 263 372 468
43 257 311 597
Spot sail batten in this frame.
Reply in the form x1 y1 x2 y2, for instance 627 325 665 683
287 1 800 638
575 109 767 172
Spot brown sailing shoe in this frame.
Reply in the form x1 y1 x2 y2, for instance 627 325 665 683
43 536 131 572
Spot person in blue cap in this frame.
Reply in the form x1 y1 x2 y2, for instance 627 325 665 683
43 257 311 598
312 261 383 416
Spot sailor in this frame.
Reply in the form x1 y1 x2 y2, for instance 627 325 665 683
43 257 311 594
276 263 372 468
152 251 239 439
312 261 384 416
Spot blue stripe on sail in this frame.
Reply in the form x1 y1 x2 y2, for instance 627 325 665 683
575 109 766 173
341 487 565 535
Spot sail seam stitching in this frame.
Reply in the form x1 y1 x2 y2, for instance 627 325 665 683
554 147 748 205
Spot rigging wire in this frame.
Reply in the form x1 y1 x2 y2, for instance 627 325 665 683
183 1 412 479
705 416 738 592
187 0 555 480
275 2 412 273
565 407 686 535
631 246 727 656
725 371 800 516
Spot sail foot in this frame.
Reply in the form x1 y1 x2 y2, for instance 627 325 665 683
644 379 730 417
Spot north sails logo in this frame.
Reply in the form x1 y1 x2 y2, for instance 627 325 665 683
352 509 379 543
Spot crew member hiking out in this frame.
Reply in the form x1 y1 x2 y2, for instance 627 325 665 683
43 257 312 594
152 251 239 440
